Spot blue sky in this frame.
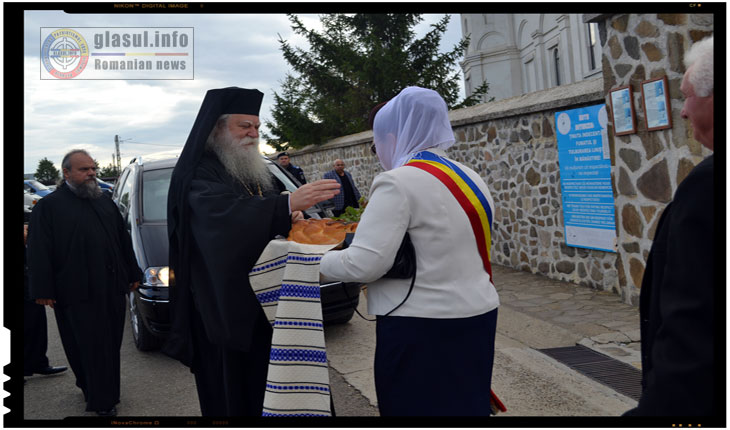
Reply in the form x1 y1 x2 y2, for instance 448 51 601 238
23 9 466 174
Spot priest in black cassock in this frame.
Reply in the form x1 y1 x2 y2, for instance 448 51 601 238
27 149 143 416
165 87 340 416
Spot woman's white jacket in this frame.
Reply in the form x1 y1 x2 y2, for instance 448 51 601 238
320 149 499 318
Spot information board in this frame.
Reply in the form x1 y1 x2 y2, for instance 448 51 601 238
555 104 617 252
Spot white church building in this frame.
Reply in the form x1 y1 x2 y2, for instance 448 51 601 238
460 14 603 102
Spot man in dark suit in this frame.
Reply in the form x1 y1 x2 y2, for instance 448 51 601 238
624 35 715 416
323 159 361 217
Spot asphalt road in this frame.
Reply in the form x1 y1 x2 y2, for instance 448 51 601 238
23 286 639 423
22 298 379 421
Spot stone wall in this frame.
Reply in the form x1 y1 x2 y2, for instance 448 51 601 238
278 130 384 203
282 78 623 296
598 13 713 304
448 78 620 294
280 13 713 305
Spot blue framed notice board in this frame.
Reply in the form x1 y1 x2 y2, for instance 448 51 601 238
555 104 617 253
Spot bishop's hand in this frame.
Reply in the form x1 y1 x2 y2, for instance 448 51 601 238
290 179 340 212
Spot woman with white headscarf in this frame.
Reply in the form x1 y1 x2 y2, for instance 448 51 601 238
320 86 500 416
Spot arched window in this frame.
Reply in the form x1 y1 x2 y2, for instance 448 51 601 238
554 48 561 86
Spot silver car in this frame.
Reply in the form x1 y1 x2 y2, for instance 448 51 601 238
24 189 42 222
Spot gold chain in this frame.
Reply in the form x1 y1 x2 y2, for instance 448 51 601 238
242 181 263 197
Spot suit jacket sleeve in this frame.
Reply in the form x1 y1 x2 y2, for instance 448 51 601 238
322 170 340 208
630 159 715 415
320 172 409 282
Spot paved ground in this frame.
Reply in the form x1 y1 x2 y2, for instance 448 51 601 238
325 263 642 416
493 264 642 369
22 262 642 420
22 305 378 420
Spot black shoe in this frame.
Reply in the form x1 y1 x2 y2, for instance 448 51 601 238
96 407 117 417
32 366 68 375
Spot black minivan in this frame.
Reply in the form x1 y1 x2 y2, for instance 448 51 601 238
112 152 361 351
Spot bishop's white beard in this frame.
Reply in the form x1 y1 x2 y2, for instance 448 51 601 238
206 127 273 192
70 179 103 199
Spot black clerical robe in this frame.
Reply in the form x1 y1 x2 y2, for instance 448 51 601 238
27 183 143 411
169 152 291 416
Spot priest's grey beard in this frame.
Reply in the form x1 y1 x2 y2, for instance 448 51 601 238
206 127 273 192
70 179 103 199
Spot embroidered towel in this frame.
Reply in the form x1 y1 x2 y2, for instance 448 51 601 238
249 239 338 417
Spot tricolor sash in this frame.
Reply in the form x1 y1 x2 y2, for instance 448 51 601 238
405 151 494 278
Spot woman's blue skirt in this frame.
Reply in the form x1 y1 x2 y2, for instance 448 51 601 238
374 308 498 416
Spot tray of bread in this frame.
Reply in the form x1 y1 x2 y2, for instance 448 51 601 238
287 218 358 245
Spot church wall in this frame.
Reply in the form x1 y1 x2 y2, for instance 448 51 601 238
596 13 714 304
280 13 714 306
281 78 622 298
463 14 603 101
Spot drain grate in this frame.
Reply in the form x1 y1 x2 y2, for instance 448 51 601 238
539 344 643 401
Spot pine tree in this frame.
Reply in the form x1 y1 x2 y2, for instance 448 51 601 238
264 14 489 150
34 158 61 185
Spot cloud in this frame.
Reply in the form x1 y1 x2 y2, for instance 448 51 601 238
23 10 464 173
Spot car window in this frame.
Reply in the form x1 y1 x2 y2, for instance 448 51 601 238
114 168 131 202
118 169 136 223
24 184 32 192
266 160 298 193
142 167 173 223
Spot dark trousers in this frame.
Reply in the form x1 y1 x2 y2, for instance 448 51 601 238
24 300 50 374
53 291 126 411
374 308 498 416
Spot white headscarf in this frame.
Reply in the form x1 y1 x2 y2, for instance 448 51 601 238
372 86 455 171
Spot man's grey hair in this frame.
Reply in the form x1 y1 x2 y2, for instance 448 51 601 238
217 114 231 127
204 113 272 191
61 149 93 171
60 149 102 198
684 36 713 97
206 114 231 146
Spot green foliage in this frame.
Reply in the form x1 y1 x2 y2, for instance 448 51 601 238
331 196 368 222
98 163 121 179
34 158 60 185
263 74 325 151
264 14 490 150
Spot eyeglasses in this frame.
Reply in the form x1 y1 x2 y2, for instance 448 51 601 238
370 144 377 155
